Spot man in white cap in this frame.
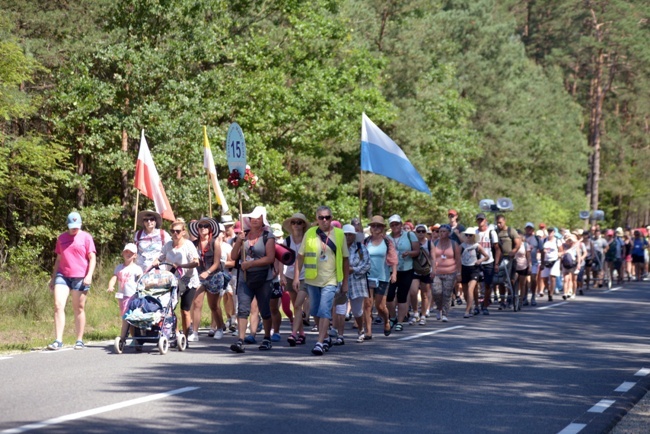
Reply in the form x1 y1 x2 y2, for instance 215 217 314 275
294 205 349 355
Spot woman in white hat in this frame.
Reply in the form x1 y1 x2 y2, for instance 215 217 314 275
134 210 171 272
188 217 223 341
283 212 311 346
230 206 277 353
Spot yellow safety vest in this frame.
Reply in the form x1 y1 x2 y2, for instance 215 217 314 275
303 227 345 282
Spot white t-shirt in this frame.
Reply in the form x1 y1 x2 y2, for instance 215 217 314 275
515 242 529 270
114 263 142 297
283 235 305 280
543 238 562 262
135 229 172 271
160 240 200 288
476 228 498 264
220 241 232 268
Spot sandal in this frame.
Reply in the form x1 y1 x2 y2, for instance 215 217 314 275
230 339 245 353
258 339 272 351
395 323 403 332
389 318 397 329
287 334 297 347
384 324 391 336
73 340 85 350
296 335 307 345
334 337 345 346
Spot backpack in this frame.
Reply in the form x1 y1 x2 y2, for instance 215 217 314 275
561 251 576 269
413 240 432 275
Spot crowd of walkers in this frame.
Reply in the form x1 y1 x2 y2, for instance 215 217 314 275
46 207 649 354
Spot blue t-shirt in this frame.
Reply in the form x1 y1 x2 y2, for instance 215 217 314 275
389 231 417 271
367 239 389 282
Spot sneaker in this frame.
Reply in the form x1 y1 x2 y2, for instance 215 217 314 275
258 339 272 350
244 335 257 344
522 300 529 307
531 299 537 306
425 309 430 318
442 315 448 322
230 339 245 353
408 316 417 325
570 294 576 299
311 343 324 356
207 329 216 337
311 325 319 332
482 307 490 315
345 312 353 321
287 334 297 347
463 312 471 318
419 317 426 326
334 337 345 346
256 321 263 333
436 311 441 321
473 307 480 315
364 335 373 341
188 333 199 342
229 322 237 333
188 325 194 335
357 333 365 343
271 333 281 342
373 316 383 325
231 329 238 336
47 340 63 351
213 329 224 340
456 296 463 305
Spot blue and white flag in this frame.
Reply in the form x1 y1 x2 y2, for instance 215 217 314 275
361 113 431 195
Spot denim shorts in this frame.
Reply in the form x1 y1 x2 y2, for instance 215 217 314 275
306 284 337 320
54 273 89 291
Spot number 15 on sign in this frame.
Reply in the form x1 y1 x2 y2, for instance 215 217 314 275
226 123 246 177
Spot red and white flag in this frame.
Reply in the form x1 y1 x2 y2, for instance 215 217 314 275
134 130 175 221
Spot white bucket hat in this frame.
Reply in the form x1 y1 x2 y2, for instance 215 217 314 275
241 206 270 231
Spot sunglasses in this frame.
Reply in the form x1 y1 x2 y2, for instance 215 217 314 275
198 224 211 229
448 214 456 218
143 217 156 222
290 220 304 225
432 230 439 233
317 215 332 221
370 224 384 229
416 230 426 233
171 229 183 234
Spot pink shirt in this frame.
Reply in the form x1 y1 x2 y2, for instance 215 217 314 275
433 240 457 274
55 230 96 277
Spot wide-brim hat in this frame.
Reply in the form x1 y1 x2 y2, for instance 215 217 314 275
241 206 270 232
220 214 234 225
282 212 310 233
369 215 386 226
189 217 220 239
137 210 162 228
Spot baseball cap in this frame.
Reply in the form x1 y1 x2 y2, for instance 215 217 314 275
388 214 402 225
475 213 486 220
342 224 357 235
67 212 82 229
539 223 546 229
271 223 283 238
525 222 534 229
463 227 477 235
233 221 242 234
415 224 427 232
448 209 458 217
123 243 137 254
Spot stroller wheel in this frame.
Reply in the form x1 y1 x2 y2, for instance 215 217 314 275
114 337 124 354
158 336 169 355
178 333 187 352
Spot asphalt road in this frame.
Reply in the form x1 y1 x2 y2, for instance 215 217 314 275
1 281 649 434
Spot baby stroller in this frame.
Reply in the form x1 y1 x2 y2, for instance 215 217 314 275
114 263 187 355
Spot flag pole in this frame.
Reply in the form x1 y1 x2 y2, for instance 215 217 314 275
207 174 213 218
238 189 246 281
359 169 364 224
133 190 140 231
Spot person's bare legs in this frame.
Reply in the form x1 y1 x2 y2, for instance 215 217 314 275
71 290 86 342
53 285 70 342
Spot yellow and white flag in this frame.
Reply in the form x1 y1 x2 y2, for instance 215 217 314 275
203 126 229 214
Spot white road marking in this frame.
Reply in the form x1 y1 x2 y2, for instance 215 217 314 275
634 368 650 377
587 399 615 413
604 286 622 293
398 325 466 341
614 381 636 393
39 348 74 354
537 302 569 310
1 386 199 434
557 423 586 434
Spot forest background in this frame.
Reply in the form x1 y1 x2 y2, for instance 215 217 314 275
1 0 649 286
